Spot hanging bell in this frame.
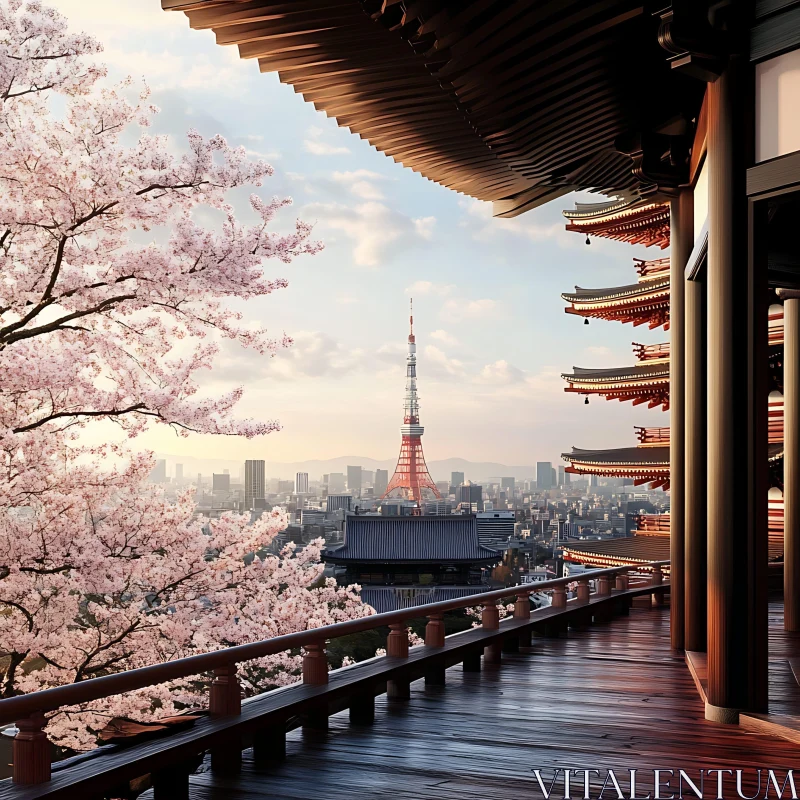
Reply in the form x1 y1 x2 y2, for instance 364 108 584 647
584 396 589 405
585 235 590 245
584 318 589 325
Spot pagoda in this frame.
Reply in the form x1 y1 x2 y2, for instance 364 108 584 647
559 204 787 572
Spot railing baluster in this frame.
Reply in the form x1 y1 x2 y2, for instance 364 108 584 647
597 575 612 596
425 613 445 648
387 622 411 699
303 641 329 685
210 663 242 716
209 663 243 773
551 585 567 609
13 711 50 785
652 564 665 606
482 601 502 664
302 641 330 730
615 572 629 591
577 578 591 603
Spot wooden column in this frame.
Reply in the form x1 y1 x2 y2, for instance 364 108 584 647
670 190 691 651
779 290 800 631
685 244 706 652
706 54 768 722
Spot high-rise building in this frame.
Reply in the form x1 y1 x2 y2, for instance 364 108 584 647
500 477 515 491
212 473 231 492
326 494 353 513
590 474 599 488
296 472 309 494
451 471 465 487
458 482 483 512
476 511 515 547
175 464 184 483
347 465 363 496
149 459 167 483
551 467 557 488
536 462 553 489
374 469 389 497
328 473 346 493
362 469 374 485
424 500 453 515
435 480 451 496
244 460 266 509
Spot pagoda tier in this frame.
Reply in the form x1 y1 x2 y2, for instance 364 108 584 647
562 257 670 329
563 198 670 249
563 342 670 409
562 445 671 491
561 537 670 571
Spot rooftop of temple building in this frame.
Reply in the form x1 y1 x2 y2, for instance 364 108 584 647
323 515 501 564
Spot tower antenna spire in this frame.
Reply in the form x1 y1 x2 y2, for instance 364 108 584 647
409 298 414 340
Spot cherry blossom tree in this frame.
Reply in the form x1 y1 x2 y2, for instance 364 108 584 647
0 0 371 751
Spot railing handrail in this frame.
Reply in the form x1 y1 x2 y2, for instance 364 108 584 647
0 560 668 725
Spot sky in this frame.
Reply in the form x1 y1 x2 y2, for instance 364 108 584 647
52 0 668 471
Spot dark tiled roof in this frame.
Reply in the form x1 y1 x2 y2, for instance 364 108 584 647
562 275 669 304
563 364 669 382
360 586 490 614
562 537 669 564
562 446 670 466
324 515 502 564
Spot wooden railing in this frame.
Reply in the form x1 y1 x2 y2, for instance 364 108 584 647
0 561 668 798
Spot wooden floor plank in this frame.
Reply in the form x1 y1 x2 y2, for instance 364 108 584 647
140 604 800 800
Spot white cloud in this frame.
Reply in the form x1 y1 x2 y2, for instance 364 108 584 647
441 297 497 322
304 126 351 156
269 332 362 380
476 360 526 385
458 198 571 246
405 280 454 296
303 201 435 267
413 216 436 239
430 329 458 346
423 345 466 380
332 170 386 200
243 147 280 162
585 345 612 357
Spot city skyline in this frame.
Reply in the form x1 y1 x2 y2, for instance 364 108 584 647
56 0 667 468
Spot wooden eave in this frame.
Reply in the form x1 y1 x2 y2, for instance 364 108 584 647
162 0 704 217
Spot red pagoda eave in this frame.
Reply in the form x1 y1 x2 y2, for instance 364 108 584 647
563 201 671 249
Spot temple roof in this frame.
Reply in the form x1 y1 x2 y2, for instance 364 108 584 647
563 363 669 383
562 536 670 565
562 275 669 304
323 515 501 564
563 446 670 467
360 586 489 615
563 199 671 248
164 1 705 218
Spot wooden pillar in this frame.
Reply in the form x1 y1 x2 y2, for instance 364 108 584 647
706 54 768 722
386 622 411 698
779 290 800 631
686 256 707 652
482 601 501 663
209 663 242 774
670 189 690 651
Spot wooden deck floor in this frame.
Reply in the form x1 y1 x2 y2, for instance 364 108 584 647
149 605 800 800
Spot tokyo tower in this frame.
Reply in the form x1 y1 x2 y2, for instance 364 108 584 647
382 300 442 504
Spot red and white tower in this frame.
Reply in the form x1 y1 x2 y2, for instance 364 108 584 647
383 300 442 504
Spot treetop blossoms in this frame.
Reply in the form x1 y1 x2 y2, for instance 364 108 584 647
0 0 371 752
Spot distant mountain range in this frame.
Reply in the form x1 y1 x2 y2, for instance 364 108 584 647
155 453 539 483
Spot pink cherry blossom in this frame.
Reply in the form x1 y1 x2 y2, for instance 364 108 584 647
0 0 371 752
